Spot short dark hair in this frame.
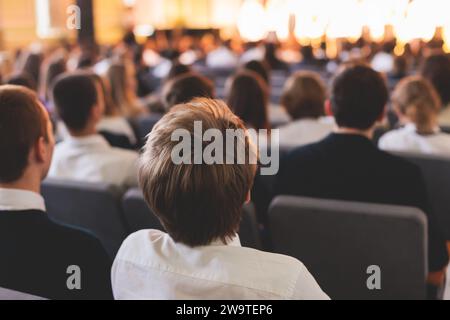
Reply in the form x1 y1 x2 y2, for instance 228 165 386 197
162 72 214 111
5 72 36 91
52 72 98 131
227 71 269 130
0 85 48 183
421 54 450 106
165 62 192 83
331 65 388 130
243 60 270 85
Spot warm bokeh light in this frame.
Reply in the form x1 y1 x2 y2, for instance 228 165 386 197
326 0 364 40
393 0 437 43
237 0 268 42
291 0 328 42
265 0 291 41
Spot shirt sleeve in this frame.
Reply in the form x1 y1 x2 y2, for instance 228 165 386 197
291 264 331 300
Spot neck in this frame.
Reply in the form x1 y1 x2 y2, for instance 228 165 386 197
335 127 374 140
0 171 42 194
69 123 97 137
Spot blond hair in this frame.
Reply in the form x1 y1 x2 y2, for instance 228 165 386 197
392 76 442 134
139 98 256 247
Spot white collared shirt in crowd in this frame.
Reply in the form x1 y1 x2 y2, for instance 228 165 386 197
0 188 46 212
206 46 239 69
379 123 450 156
48 134 139 187
112 229 329 300
278 117 335 149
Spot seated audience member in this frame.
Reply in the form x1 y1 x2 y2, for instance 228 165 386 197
162 72 214 111
420 54 450 126
39 55 67 110
165 62 192 83
107 62 145 117
112 98 329 300
206 40 238 69
91 74 138 148
379 76 450 156
49 72 139 187
275 65 449 297
278 71 334 148
5 73 36 91
0 85 112 300
227 71 270 131
243 60 270 86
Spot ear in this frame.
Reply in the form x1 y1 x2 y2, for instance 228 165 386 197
325 100 333 117
33 136 47 164
91 103 103 122
377 105 388 123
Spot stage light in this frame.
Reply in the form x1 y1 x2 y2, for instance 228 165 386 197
291 0 329 42
393 0 437 43
326 0 364 40
237 0 268 42
265 0 291 41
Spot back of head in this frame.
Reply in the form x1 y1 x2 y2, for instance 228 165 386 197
243 60 270 85
227 71 269 130
420 54 450 107
0 85 48 183
165 62 192 83
331 65 388 130
392 76 441 134
281 71 326 120
162 72 215 111
5 72 36 91
139 98 256 247
52 72 98 132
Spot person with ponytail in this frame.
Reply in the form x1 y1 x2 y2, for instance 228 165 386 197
379 76 450 156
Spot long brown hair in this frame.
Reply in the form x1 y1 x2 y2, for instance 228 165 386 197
392 76 442 134
226 71 270 131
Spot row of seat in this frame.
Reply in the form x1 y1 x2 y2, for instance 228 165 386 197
41 178 431 299
41 180 262 258
259 149 450 241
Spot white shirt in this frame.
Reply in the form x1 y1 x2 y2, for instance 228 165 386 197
0 188 46 212
278 117 335 148
112 230 329 300
438 105 450 127
97 117 137 145
206 47 238 69
49 135 139 187
379 124 450 156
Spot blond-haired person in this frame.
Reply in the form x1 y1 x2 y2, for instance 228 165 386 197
379 76 450 156
112 98 329 300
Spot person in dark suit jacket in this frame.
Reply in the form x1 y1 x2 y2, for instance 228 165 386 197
0 85 113 300
275 65 449 297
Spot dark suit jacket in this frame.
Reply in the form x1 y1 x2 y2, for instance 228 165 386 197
0 210 113 300
275 133 449 272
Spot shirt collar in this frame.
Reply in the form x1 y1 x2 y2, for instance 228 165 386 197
0 188 46 212
66 134 110 148
209 235 242 247
404 123 441 135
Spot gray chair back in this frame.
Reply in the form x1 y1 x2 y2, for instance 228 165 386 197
392 151 450 240
122 189 262 250
42 179 128 258
269 196 428 300
0 287 47 300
